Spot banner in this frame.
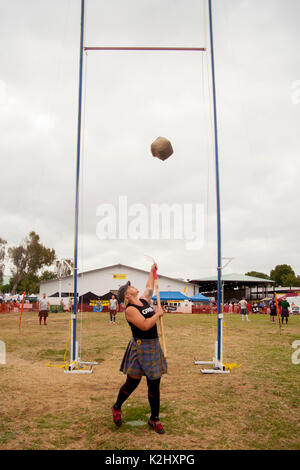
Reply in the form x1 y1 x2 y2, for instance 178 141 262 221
89 300 109 306
276 293 300 313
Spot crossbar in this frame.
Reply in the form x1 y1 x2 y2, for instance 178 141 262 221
84 46 206 52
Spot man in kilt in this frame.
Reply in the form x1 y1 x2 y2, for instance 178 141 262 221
112 264 167 434
279 297 291 325
38 293 50 325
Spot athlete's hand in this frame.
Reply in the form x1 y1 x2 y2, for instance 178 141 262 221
151 263 158 273
157 307 164 317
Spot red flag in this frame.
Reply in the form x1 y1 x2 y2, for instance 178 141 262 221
19 292 26 329
274 293 281 333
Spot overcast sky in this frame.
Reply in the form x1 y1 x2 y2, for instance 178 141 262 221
0 0 299 281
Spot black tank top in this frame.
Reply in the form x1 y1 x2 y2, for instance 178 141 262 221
127 298 158 339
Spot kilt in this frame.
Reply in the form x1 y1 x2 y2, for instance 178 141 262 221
39 310 48 318
120 337 167 380
281 311 289 318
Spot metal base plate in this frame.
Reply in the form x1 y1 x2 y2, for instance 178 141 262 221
194 358 230 374
200 369 230 374
64 360 98 374
64 369 93 374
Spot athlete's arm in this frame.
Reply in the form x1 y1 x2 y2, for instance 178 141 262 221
141 264 157 303
126 305 163 331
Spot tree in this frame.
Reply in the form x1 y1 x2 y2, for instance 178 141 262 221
270 265 296 287
294 276 300 287
0 282 12 294
0 237 7 285
40 270 57 282
245 271 270 280
281 273 297 288
18 274 40 295
8 232 56 294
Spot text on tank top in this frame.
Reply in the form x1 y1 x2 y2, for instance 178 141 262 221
127 298 158 339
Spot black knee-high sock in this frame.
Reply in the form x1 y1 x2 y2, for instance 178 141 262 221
147 377 161 421
114 376 141 410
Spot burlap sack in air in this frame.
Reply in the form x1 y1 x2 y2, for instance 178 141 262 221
151 136 173 161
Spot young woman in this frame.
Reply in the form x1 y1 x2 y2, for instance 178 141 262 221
112 264 167 434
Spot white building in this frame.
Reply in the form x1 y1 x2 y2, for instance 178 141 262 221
39 263 199 300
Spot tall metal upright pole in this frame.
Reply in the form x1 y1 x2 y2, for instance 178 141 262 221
71 0 85 364
208 0 223 363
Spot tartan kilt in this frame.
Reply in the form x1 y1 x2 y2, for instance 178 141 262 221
281 311 289 317
120 337 167 380
38 310 48 318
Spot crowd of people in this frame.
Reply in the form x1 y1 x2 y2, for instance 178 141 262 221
0 291 294 329
234 296 292 325
0 294 25 303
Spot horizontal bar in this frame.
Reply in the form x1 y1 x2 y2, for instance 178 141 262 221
84 46 206 52
194 361 214 365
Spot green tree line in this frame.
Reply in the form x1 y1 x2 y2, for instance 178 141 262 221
1 231 299 294
246 265 300 287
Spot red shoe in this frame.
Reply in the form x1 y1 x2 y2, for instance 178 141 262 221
148 419 165 434
112 406 122 426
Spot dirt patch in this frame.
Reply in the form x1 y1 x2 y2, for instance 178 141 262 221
0 312 299 450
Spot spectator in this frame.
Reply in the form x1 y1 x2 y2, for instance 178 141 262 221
109 295 118 324
280 297 290 325
239 297 250 322
269 300 277 323
252 302 259 314
38 293 50 325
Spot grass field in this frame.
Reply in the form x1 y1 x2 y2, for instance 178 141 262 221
0 311 299 450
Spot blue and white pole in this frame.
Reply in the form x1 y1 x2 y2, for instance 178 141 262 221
208 0 223 366
195 0 228 373
70 0 85 366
